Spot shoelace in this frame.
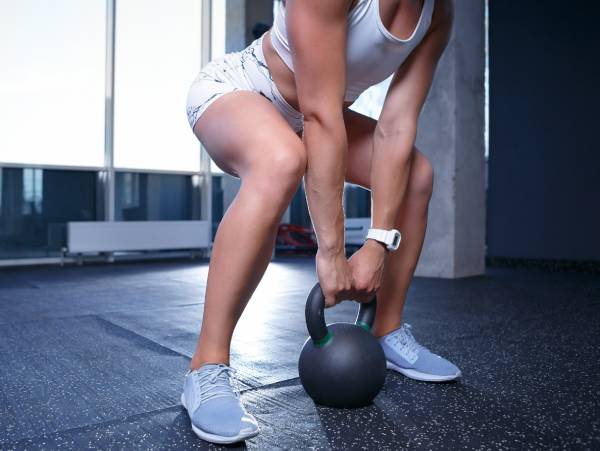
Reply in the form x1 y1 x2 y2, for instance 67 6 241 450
192 364 240 403
386 324 423 360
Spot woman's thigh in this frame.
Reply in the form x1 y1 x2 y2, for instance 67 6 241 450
344 108 429 189
192 90 304 179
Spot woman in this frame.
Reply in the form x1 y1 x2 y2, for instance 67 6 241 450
182 0 459 444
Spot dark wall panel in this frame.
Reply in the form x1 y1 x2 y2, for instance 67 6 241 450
487 0 600 260
114 173 194 221
0 168 97 258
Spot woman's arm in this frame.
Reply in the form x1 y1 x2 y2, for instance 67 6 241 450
287 0 349 254
286 0 354 305
348 1 453 297
370 1 453 232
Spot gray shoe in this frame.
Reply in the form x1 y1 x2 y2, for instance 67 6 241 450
181 364 259 444
379 324 462 382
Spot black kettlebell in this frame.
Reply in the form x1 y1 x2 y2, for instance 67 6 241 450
298 283 387 408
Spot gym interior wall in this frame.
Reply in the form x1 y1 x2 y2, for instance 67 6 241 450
487 0 600 262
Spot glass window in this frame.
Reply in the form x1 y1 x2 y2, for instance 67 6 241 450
115 172 200 221
211 174 225 237
113 0 203 173
212 0 227 60
0 168 98 259
0 0 106 167
121 173 140 209
21 168 43 215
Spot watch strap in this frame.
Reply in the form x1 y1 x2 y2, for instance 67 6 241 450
365 228 402 251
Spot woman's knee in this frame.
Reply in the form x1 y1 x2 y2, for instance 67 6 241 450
268 144 307 184
409 152 434 201
248 142 307 203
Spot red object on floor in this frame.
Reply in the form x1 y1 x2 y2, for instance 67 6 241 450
276 223 317 253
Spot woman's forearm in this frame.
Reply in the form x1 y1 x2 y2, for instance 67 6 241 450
303 114 348 256
370 123 417 230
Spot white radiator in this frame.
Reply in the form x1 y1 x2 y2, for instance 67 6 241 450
67 221 211 254
345 217 371 246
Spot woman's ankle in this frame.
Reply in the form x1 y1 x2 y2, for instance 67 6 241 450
190 354 230 371
372 319 403 338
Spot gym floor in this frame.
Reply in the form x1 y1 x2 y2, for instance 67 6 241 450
0 257 598 450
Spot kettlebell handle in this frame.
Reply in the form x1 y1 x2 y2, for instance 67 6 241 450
305 283 377 346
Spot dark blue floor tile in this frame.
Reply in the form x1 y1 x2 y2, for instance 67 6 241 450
0 258 598 449
0 315 189 444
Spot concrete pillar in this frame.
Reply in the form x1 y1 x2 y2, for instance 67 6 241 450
414 1 486 277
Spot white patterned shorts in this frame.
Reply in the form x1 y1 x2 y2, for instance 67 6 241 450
186 34 304 134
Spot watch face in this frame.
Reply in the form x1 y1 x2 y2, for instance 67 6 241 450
387 230 401 250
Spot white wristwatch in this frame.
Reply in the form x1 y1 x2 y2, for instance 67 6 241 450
365 228 402 251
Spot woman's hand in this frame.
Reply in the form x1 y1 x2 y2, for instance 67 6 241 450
347 239 387 302
316 249 354 307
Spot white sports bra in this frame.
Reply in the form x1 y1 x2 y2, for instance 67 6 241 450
270 0 435 102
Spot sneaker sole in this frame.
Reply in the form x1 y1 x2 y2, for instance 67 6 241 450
180 393 260 444
386 360 462 382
